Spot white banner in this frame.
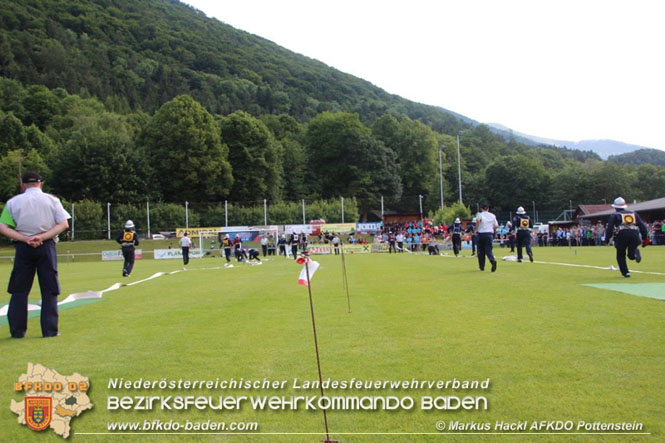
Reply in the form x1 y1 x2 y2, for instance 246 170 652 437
284 224 314 235
102 250 143 261
153 249 204 260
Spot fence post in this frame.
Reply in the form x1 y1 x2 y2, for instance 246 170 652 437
185 201 189 228
341 197 345 223
225 200 228 227
302 199 306 224
71 203 75 241
147 201 151 238
264 199 267 225
107 202 111 240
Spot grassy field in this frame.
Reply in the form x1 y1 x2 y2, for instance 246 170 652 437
0 243 664 442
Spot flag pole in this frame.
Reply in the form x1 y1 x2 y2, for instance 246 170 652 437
302 256 334 443
340 245 351 313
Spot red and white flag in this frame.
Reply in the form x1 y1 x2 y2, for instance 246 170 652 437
297 260 320 286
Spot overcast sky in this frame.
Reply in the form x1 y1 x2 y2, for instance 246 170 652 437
184 0 665 151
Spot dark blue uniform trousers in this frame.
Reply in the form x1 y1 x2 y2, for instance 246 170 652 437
614 230 641 276
8 240 60 337
122 246 135 275
477 233 496 270
516 231 533 261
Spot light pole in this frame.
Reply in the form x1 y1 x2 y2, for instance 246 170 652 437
439 145 445 210
457 133 463 204
419 194 423 219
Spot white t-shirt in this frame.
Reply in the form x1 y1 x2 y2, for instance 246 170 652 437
477 211 498 233
180 236 192 248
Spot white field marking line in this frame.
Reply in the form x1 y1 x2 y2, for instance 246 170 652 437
435 253 665 276
0 265 235 314
532 260 665 276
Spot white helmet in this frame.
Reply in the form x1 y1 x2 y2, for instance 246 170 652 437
516 206 526 214
612 197 627 209
454 218 460 223
125 220 135 229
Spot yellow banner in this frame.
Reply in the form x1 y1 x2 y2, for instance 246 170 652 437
342 244 371 253
176 227 221 238
320 223 356 233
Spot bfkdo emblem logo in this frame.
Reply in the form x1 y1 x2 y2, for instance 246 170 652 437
621 213 635 225
25 397 52 431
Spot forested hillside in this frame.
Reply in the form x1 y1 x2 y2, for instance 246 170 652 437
609 149 665 167
1 0 664 225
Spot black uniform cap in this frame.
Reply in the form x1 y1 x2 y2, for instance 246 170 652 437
22 172 43 183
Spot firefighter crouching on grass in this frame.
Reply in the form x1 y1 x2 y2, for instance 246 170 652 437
604 197 648 278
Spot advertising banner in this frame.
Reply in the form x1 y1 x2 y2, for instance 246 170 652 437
176 227 221 238
356 222 383 233
153 249 204 260
102 250 143 261
371 242 389 253
320 223 356 233
284 224 314 235
343 244 371 254
308 246 331 255
225 231 260 242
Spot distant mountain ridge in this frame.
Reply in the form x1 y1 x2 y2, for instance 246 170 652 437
486 123 655 159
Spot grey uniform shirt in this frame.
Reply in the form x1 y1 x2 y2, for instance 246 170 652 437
3 188 70 236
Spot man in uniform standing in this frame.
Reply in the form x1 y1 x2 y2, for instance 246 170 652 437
116 220 139 277
604 197 648 278
510 206 534 263
180 232 192 265
476 204 499 272
0 172 70 338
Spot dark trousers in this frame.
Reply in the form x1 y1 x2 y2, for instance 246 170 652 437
614 230 641 276
388 241 396 253
8 240 60 337
477 233 496 270
224 248 231 262
262 245 267 256
471 235 478 254
279 245 286 257
122 246 135 275
452 234 462 256
181 247 189 265
516 231 533 261
291 244 298 259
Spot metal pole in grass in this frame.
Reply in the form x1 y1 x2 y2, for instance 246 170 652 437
341 244 351 313
298 254 334 443
71 203 75 241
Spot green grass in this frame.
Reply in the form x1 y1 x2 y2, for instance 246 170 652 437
0 245 664 442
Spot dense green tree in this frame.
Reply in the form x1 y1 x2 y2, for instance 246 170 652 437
141 95 233 201
586 162 636 203
548 163 594 208
484 155 550 211
304 112 402 212
219 111 282 202
0 149 50 200
49 114 150 202
373 114 440 198
634 164 665 201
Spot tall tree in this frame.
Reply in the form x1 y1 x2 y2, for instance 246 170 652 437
484 155 550 211
141 95 233 202
304 112 402 210
219 111 283 202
